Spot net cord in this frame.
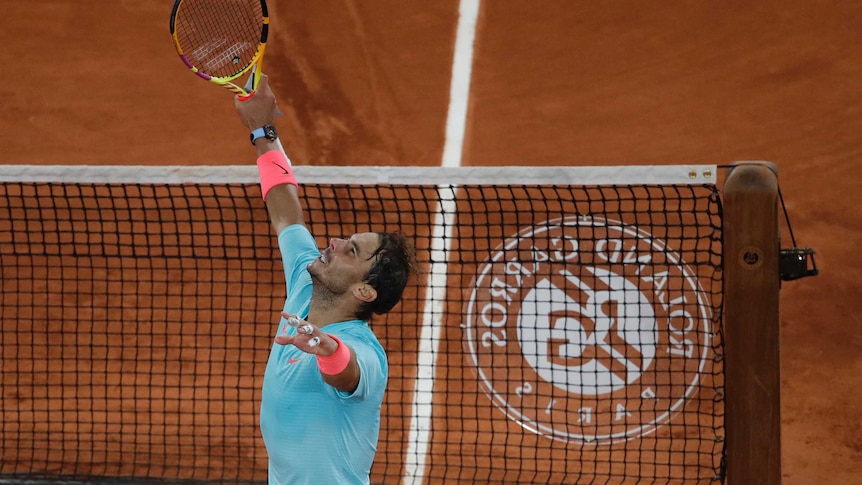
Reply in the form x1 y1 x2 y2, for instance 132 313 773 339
0 165 719 186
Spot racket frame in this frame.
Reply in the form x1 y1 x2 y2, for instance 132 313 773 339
169 0 270 96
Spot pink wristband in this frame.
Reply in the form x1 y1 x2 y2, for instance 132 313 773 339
316 334 351 375
256 149 297 200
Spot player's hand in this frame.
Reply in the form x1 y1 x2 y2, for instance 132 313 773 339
234 73 278 130
274 312 338 356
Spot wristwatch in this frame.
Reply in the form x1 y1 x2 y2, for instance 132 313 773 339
250 124 278 145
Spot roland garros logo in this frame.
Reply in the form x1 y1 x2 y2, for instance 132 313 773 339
463 216 712 445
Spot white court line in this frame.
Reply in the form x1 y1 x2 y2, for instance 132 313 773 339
403 0 481 484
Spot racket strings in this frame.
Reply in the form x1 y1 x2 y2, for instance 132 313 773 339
173 0 265 78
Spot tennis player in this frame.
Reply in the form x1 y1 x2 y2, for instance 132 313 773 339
234 74 417 485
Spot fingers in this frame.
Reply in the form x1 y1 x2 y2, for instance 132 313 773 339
256 72 269 91
238 73 271 100
284 314 301 328
282 313 314 334
273 328 292 346
276 313 320 348
237 71 268 97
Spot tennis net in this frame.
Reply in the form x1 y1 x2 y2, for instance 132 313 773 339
1 164 725 484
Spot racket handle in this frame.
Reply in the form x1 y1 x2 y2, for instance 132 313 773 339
276 138 290 162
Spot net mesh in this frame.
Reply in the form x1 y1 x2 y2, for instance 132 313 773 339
0 168 724 484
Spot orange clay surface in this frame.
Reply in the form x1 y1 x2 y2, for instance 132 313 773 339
2 1 861 484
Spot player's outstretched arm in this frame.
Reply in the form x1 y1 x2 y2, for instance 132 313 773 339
235 74 305 234
276 313 361 393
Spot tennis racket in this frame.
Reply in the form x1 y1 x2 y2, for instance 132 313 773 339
169 0 269 97
170 0 290 157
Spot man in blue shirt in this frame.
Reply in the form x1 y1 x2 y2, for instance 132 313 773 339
235 74 417 485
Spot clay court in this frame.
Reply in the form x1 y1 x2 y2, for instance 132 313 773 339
2 1 861 484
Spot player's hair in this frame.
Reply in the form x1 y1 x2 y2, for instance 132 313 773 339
357 231 418 321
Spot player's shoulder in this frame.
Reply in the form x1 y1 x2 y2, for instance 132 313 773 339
335 322 387 374
278 223 314 242
330 320 377 338
330 321 383 350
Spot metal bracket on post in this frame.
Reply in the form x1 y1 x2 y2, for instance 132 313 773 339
777 180 818 282
779 247 818 281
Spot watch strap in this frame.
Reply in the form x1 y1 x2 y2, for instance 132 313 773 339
250 125 277 145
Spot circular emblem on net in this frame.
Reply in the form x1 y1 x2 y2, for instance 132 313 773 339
462 216 712 445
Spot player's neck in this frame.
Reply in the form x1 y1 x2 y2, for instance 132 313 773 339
307 303 360 328
308 282 361 326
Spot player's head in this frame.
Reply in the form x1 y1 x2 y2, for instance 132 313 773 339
356 231 417 321
308 231 417 320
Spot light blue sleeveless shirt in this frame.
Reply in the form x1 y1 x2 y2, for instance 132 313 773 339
260 224 388 485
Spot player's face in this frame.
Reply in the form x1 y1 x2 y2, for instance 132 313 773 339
308 232 381 295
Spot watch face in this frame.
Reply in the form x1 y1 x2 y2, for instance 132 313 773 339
265 126 277 138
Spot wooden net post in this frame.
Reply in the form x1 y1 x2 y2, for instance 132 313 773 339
723 161 782 484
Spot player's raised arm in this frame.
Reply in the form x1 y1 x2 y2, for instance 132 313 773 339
234 74 304 234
